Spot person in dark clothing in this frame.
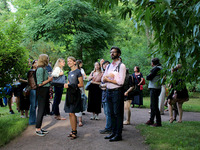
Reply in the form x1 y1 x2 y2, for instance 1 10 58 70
145 58 162 127
167 64 189 123
64 56 84 140
35 54 53 136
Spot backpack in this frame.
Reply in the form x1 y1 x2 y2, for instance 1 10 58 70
107 62 134 91
28 69 37 89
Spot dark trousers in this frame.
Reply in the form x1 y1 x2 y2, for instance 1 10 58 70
36 87 49 128
107 89 124 136
150 88 161 124
52 86 63 116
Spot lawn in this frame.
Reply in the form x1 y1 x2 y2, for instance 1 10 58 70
0 103 28 147
142 96 200 112
137 121 200 150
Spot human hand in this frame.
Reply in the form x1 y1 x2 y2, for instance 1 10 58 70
124 92 128 96
64 83 68 88
60 72 64 76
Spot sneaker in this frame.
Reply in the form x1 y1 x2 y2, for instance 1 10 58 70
9 110 15 114
99 129 112 134
151 123 162 127
145 120 154 125
95 116 99 120
36 130 46 136
90 116 94 120
41 129 49 134
20 115 25 118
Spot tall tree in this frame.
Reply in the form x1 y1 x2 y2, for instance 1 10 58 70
134 0 200 83
26 0 115 72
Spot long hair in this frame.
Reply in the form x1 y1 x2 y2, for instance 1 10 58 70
37 54 49 67
53 58 65 71
93 62 101 72
76 60 82 70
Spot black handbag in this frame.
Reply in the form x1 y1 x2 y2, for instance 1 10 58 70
51 75 66 86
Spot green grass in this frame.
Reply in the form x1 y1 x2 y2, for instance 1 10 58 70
136 121 200 150
0 104 28 147
142 97 200 112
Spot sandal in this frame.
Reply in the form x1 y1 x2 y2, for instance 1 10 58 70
169 118 174 123
55 116 66 120
68 130 77 140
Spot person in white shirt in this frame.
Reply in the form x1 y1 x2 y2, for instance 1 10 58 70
51 58 66 120
102 46 126 142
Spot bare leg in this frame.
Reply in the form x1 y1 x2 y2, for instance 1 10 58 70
25 110 29 118
78 116 83 126
16 96 20 112
168 99 174 123
7 98 12 111
69 113 77 131
177 102 183 123
123 100 131 125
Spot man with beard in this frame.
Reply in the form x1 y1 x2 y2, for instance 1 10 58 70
102 46 126 142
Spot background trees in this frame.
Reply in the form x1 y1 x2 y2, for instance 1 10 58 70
0 1 29 88
0 0 199 93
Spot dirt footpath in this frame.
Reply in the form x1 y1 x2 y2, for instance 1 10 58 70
1 101 200 150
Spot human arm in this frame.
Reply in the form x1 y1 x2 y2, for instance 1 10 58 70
52 67 63 77
103 64 126 86
146 67 161 81
124 86 135 96
88 71 94 81
37 68 53 87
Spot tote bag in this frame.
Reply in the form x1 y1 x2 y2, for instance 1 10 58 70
51 75 66 86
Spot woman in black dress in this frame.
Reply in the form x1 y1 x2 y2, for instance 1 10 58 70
132 66 144 108
64 56 84 139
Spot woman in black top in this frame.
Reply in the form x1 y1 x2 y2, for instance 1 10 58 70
64 56 84 139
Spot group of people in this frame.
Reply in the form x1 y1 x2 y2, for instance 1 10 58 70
1 46 189 142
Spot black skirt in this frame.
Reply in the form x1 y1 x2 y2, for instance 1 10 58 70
87 84 102 114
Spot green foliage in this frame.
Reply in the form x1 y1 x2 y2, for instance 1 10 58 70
0 21 29 87
137 121 200 150
135 0 200 83
25 0 115 73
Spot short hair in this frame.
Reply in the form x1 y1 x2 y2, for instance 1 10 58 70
37 54 49 67
135 66 140 72
67 56 76 62
152 58 160 66
110 46 121 55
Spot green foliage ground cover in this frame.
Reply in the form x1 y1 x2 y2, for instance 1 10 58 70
137 121 200 150
0 104 28 147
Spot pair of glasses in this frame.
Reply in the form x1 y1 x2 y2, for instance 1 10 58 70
110 51 117 54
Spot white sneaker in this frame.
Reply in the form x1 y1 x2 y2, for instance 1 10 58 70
90 116 95 120
95 115 99 120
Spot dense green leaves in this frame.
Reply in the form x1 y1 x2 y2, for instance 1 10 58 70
134 0 200 83
25 0 115 72
0 22 29 87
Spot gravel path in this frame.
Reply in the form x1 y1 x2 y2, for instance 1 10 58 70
1 101 200 150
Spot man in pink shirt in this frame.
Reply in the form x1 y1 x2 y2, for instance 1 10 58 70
102 46 126 142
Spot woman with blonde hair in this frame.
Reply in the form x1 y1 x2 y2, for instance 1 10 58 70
64 56 84 139
52 58 66 120
87 62 103 120
35 54 53 136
